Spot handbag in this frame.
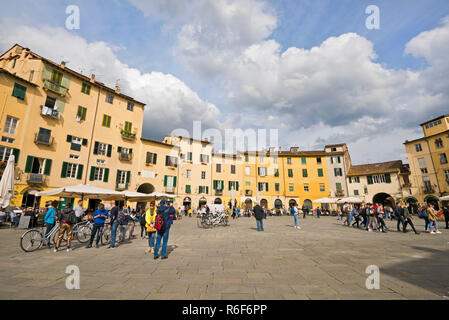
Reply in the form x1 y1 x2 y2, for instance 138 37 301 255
147 224 156 232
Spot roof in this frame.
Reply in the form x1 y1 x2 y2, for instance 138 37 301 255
279 150 329 157
347 160 406 176
403 128 449 144
164 136 212 145
1 44 146 106
140 137 179 149
0 68 38 87
325 143 347 148
212 153 241 160
419 114 449 127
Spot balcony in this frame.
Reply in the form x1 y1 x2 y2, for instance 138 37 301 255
335 190 345 197
120 129 136 140
27 173 44 184
43 79 68 96
116 182 128 191
165 186 175 193
40 106 61 119
34 133 54 146
422 187 435 194
215 189 223 196
119 152 132 161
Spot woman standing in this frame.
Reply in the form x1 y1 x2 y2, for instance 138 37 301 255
145 203 157 254
44 201 58 237
427 204 442 234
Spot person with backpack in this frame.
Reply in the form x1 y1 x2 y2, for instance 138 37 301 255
419 204 430 232
292 203 300 229
403 202 419 234
351 206 360 228
139 207 147 239
367 203 378 232
253 202 265 231
145 203 157 254
86 203 109 248
154 199 175 259
377 203 387 233
54 203 77 252
44 201 58 238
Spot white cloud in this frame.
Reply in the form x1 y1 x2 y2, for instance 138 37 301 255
0 21 221 139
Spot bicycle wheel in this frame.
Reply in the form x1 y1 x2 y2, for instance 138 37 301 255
223 216 229 226
20 229 44 252
77 224 92 243
101 228 111 245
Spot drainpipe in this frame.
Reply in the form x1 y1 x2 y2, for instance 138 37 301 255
84 87 101 184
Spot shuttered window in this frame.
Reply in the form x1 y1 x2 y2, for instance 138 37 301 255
12 83 26 100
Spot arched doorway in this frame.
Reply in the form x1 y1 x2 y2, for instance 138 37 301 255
214 198 222 204
289 199 297 207
424 195 440 210
198 197 207 208
137 183 155 194
274 199 282 209
244 198 252 211
303 199 313 210
405 197 419 215
183 197 191 209
260 199 268 208
373 193 395 207
21 189 41 208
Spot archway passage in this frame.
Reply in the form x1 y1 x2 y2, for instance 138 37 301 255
303 199 313 210
137 183 155 194
183 197 191 209
274 199 282 209
424 195 440 210
373 193 395 207
405 197 419 214
199 197 207 208
245 198 253 211
260 199 268 208
289 199 297 207
214 198 222 204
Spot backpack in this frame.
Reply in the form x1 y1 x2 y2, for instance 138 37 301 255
418 209 427 219
155 208 170 231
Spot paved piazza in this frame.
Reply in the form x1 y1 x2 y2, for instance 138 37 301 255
0 216 448 300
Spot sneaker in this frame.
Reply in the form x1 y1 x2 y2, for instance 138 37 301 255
436 231 442 234
53 248 58 253
66 248 72 252
430 231 436 234
161 256 168 260
154 255 159 260
95 244 100 248
85 244 92 248
107 246 116 249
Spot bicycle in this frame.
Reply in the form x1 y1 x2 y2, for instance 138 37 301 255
68 219 93 244
20 223 65 252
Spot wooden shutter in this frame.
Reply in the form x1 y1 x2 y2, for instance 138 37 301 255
77 164 84 180
93 142 99 155
153 153 157 164
164 175 167 187
107 144 112 157
236 182 239 191
116 170 120 183
118 146 122 153
61 74 71 89
103 168 109 182
66 135 72 143
206 186 209 194
61 162 68 178
41 64 52 80
173 176 177 187
55 99 65 113
25 156 34 173
165 156 169 166
12 149 20 163
367 176 373 185
89 167 95 181
43 159 52 175
82 138 88 146
126 171 131 183
385 173 391 183
12 83 26 100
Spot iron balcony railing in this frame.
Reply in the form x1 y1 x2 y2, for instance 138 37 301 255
119 152 132 161
120 129 136 140
116 182 128 190
34 133 54 146
43 79 68 96
27 173 44 184
40 105 61 119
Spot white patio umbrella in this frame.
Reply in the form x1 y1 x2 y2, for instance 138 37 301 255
440 195 449 201
337 197 364 204
0 155 15 208
36 184 125 200
313 197 337 204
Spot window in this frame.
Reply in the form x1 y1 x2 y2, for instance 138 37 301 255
81 83 91 95
29 70 34 82
1 136 14 144
435 138 444 148
259 156 265 164
245 155 249 162
331 156 341 164
69 154 79 160
44 95 56 108
106 94 114 104
66 163 78 178
37 127 51 144
231 165 236 174
201 171 206 179
301 158 306 164
273 157 278 164
415 144 422 152
302 169 308 177
334 168 343 176
4 116 18 134
96 159 105 165
12 83 26 100
304 185 309 192
336 182 342 191
51 70 63 84
102 115 111 128
320 184 325 192
349 176 360 183
287 158 292 164
164 176 176 188
288 169 293 177
317 168 324 177
69 136 82 151
317 157 322 164
124 121 132 132
146 152 157 164
245 181 251 186
274 168 279 177
127 102 134 111
94 167 105 181
245 166 250 175
331 147 337 152
216 163 221 172
12 58 17 69
354 189 359 196
418 158 427 174
229 181 239 191
116 170 127 184
76 106 87 121
444 170 449 185
200 154 210 163
258 182 269 192
213 180 224 190
440 153 448 164
258 167 267 176
186 170 191 179
0 146 13 161
289 185 294 192
165 155 178 167
275 183 280 192
186 185 191 194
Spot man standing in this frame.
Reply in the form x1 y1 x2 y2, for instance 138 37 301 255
442 206 449 229
108 201 119 249
86 203 108 248
253 202 265 231
154 199 175 260
403 202 419 234
54 203 77 252
73 200 86 223
316 207 321 219
302 204 308 219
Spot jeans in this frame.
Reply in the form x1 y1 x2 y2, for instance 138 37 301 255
110 221 119 247
428 220 438 231
89 223 104 245
256 219 264 231
119 225 128 242
293 214 299 227
397 216 405 231
403 219 418 234
348 213 353 225
148 231 156 247
423 217 430 231
154 229 170 257
140 225 146 237
45 223 55 237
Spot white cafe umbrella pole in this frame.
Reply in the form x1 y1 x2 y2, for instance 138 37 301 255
0 155 15 208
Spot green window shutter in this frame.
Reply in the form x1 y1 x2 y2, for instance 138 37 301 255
41 64 52 80
66 135 72 142
126 171 131 183
236 182 239 191
186 185 191 193
82 138 88 146
164 175 167 187
12 83 26 100
61 162 68 178
116 170 120 183
107 144 112 157
12 149 20 163
318 168 323 177
266 183 269 192
118 146 122 153
165 156 169 166
173 176 177 187
44 159 52 175
146 152 150 163
103 168 109 182
385 173 391 183
228 181 231 191
153 153 157 164
89 167 95 181
367 176 373 185
25 156 34 173
55 99 65 113
93 142 99 155
206 186 209 194
77 164 84 180
213 180 217 189
129 148 132 154
61 74 71 90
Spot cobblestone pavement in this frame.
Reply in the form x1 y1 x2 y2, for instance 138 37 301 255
0 215 448 300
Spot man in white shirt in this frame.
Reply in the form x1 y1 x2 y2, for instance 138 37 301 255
73 200 86 222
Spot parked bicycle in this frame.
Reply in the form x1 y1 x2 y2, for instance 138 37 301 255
197 211 229 228
20 223 64 252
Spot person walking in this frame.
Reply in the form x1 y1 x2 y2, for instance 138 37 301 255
54 203 77 252
302 204 308 219
377 203 387 233
145 203 157 254
316 207 321 219
394 203 405 232
292 203 300 229
352 206 361 228
107 201 120 249
86 203 108 248
403 202 419 234
253 202 265 231
154 199 175 259
118 207 132 243
44 201 57 238
442 206 449 229
367 203 378 232
427 204 442 234
139 207 147 239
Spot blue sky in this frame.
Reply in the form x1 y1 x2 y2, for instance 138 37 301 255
1 0 449 163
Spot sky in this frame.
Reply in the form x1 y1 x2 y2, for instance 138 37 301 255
0 0 449 164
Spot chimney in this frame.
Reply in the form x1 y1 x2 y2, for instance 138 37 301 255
60 61 66 69
115 85 120 94
90 74 96 83
290 146 299 153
